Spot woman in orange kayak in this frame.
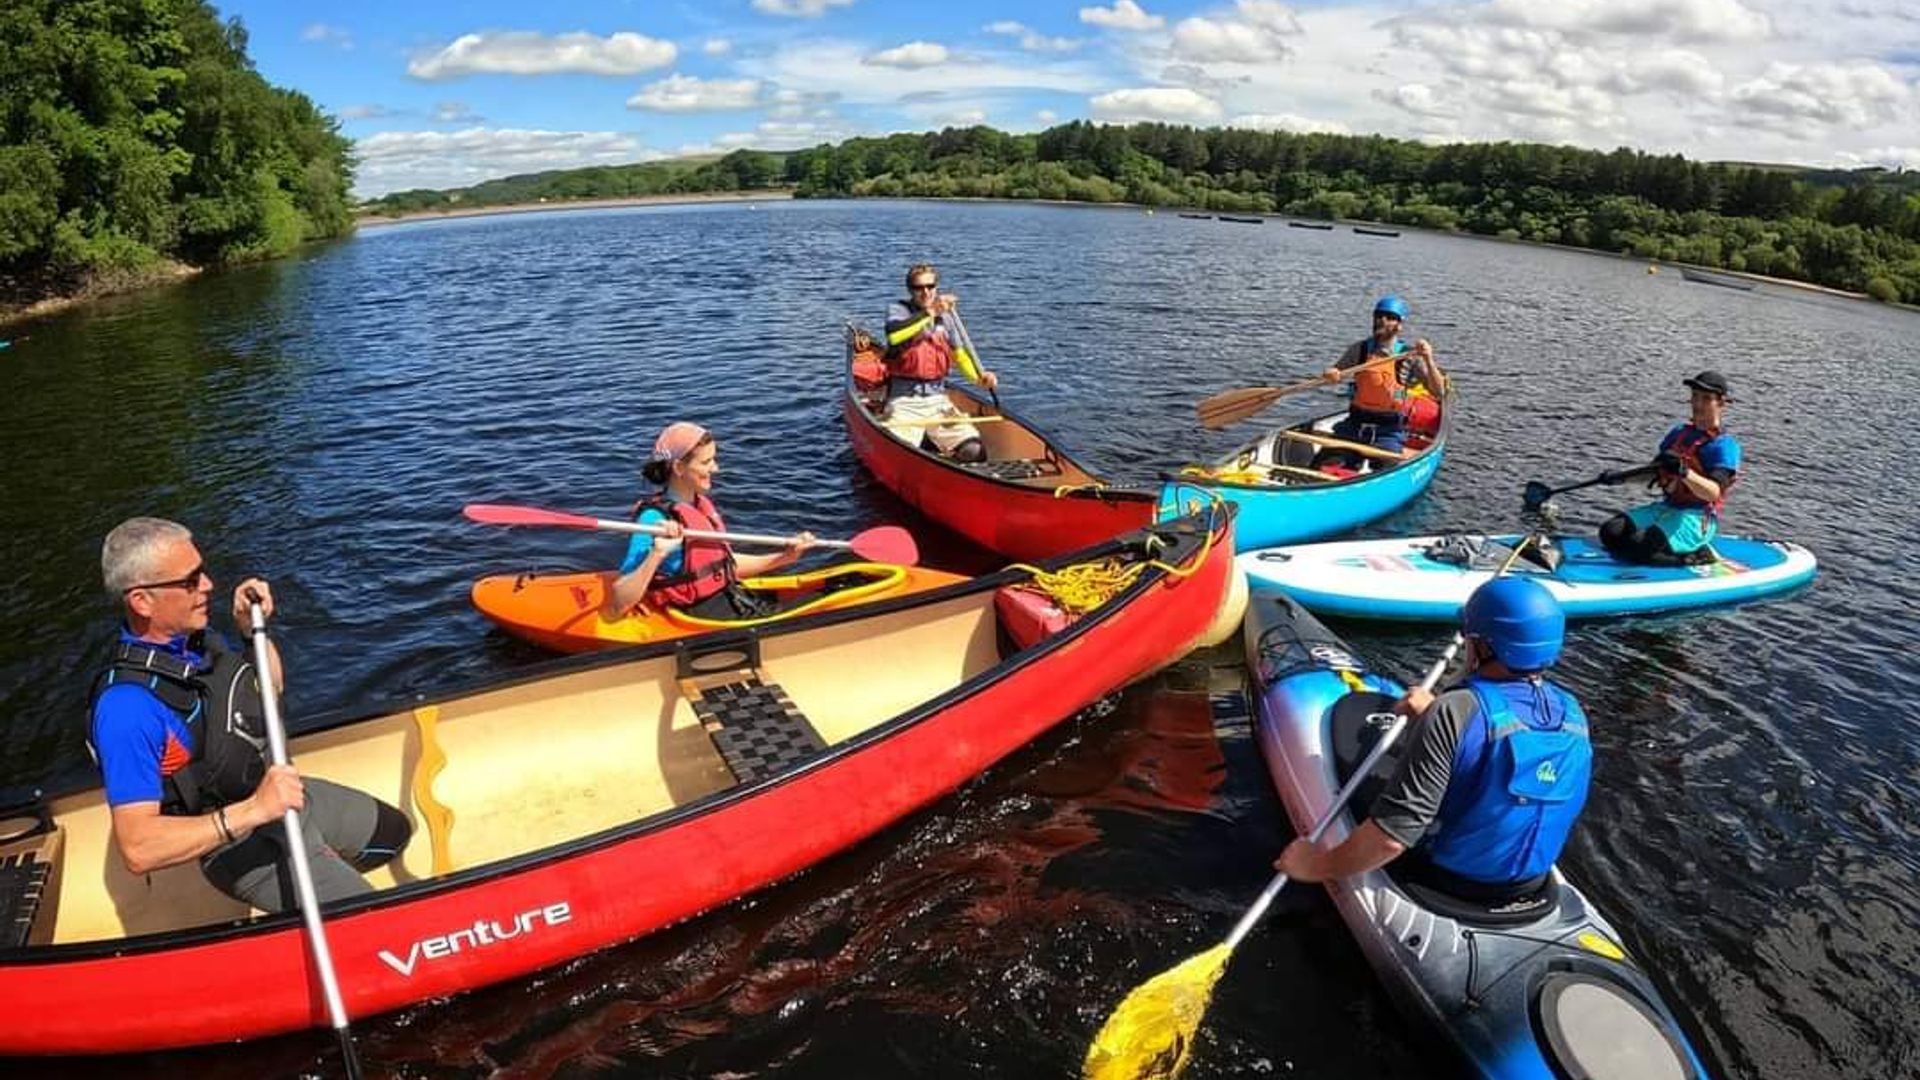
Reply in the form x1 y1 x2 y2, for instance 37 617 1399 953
605 422 815 620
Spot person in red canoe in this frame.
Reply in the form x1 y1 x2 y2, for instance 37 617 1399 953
88 517 411 911
605 422 816 620
879 263 1000 463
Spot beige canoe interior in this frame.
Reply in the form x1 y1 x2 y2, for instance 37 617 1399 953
13 589 1003 947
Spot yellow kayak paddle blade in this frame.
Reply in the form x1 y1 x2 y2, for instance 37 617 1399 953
1083 942 1233 1080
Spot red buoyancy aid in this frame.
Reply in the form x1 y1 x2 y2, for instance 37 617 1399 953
886 313 957 383
641 495 735 608
1350 339 1410 414
1663 424 1733 516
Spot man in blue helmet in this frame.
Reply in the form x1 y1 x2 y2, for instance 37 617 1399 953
1276 578 1593 905
1317 295 1444 467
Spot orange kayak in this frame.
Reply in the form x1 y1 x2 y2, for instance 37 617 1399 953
472 561 969 653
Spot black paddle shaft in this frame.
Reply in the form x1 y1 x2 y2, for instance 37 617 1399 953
1522 464 1658 511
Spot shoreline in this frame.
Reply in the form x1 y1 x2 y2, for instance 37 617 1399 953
354 189 792 228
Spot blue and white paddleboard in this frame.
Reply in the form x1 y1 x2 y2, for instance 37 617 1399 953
1240 533 1817 621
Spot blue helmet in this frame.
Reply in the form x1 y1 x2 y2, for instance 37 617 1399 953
1462 578 1565 672
1373 295 1409 321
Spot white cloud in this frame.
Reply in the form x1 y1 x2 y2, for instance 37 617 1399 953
1172 1 1304 64
1090 86 1224 123
985 21 1082 52
353 128 660 196
867 41 951 68
408 31 676 80
702 39 733 57
1852 145 1920 168
1037 108 1059 123
1080 1 1165 32
431 101 483 123
1727 60 1913 134
708 118 856 150
1375 84 1455 118
337 103 395 121
1474 0 1773 45
740 39 1103 103
627 74 764 112
752 0 856 17
1229 112 1353 134
1605 50 1724 96
302 23 353 49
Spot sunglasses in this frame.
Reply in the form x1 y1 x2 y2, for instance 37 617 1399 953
909 281 938 292
126 562 209 594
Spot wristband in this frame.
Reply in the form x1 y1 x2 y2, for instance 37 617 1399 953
213 805 235 844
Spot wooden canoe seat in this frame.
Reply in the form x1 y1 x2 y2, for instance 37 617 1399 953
0 817 63 949
679 671 825 784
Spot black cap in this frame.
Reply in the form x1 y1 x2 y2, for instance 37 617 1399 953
1683 370 1730 399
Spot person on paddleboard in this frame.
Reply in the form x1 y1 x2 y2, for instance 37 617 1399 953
87 517 412 911
605 421 816 620
1316 295 1444 468
1597 370 1740 565
875 263 999 464
1275 578 1592 908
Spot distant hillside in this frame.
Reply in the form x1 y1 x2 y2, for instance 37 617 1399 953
360 150 788 216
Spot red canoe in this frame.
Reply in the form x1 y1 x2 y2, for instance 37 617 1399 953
0 505 1234 1056
844 325 1158 560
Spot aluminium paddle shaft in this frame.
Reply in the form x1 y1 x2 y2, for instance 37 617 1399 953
245 594 364 1080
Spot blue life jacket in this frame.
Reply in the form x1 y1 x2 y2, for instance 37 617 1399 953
1423 675 1592 884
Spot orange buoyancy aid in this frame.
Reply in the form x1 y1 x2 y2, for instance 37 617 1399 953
1662 424 1734 516
641 495 735 608
1349 338 1411 414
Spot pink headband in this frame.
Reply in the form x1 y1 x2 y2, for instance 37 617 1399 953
650 421 709 464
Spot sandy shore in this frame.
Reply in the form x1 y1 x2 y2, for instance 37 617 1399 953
355 190 793 228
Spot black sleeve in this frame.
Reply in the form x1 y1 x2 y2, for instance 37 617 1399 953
1366 688 1480 849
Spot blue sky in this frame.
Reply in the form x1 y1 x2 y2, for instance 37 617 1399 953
217 0 1920 197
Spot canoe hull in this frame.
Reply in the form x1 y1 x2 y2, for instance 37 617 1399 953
842 377 1156 561
0 510 1235 1055
1245 592 1706 1078
1240 533 1817 621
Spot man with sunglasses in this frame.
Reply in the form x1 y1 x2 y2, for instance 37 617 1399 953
88 517 410 911
879 262 1000 464
1317 295 1443 468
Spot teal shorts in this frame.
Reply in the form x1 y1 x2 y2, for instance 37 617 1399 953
1625 502 1717 553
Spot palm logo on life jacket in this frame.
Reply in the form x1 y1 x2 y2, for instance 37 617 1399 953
638 494 736 609
1349 338 1410 414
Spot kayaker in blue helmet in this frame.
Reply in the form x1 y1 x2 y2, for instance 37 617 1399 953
1275 578 1593 905
1317 295 1444 467
1597 370 1741 565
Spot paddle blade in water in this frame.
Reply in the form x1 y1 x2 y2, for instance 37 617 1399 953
1521 481 1553 511
1082 942 1233 1080
848 525 919 566
1195 387 1285 430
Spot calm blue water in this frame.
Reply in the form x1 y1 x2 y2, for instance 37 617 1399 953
3 200 1916 1078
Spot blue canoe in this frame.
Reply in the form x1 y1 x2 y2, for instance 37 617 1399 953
1240 532 1817 621
1245 591 1708 1079
1161 401 1446 552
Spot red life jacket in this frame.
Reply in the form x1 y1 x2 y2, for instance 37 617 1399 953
1350 338 1410 414
887 313 956 383
1664 424 1733 517
640 495 734 608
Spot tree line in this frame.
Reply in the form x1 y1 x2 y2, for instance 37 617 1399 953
0 0 354 309
362 150 785 217
782 123 1920 303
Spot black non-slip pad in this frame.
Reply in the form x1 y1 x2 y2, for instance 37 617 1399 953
0 850 50 950
689 676 826 783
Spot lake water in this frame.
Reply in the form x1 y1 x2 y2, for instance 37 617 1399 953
3 199 1915 1078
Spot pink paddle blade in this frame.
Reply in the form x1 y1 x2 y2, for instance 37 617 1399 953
848 525 919 566
463 503 601 530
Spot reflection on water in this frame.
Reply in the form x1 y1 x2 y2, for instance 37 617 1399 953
3 200 1916 1078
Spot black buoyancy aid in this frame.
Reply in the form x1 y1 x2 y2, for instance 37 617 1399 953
639 495 736 608
88 633 269 814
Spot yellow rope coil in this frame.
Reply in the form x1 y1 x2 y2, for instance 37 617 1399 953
1005 499 1220 615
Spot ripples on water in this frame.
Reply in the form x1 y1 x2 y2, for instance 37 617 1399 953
2 201 1916 1078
